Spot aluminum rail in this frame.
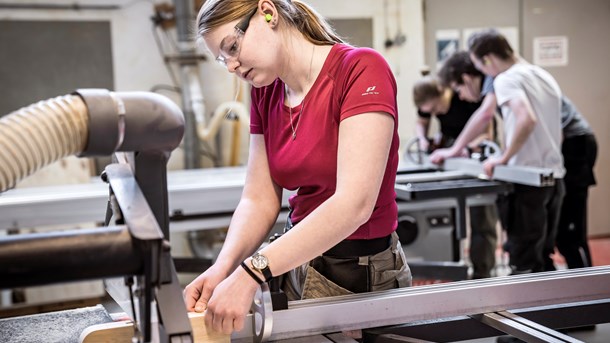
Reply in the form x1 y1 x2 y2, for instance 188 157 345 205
480 311 583 343
443 158 555 187
395 170 467 183
232 266 610 341
362 299 610 342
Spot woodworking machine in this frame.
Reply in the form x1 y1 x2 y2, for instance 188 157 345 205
1 92 609 343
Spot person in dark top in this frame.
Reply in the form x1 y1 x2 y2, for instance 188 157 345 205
557 97 598 268
412 75 498 279
413 75 487 151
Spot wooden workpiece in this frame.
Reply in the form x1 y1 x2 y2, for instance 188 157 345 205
80 312 230 343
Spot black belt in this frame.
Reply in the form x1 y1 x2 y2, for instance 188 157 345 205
323 234 391 257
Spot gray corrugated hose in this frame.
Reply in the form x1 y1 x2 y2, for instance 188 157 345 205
0 95 88 192
0 89 185 193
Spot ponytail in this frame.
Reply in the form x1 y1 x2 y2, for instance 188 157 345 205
290 0 344 45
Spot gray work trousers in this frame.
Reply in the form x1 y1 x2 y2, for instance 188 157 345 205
282 232 412 300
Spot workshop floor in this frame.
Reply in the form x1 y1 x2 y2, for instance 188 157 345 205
462 236 610 343
589 237 610 266
476 232 610 276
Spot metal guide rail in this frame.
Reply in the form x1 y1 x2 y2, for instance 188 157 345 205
395 178 510 202
442 158 556 187
400 136 555 188
233 266 610 342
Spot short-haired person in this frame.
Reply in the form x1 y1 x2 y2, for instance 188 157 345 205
185 0 411 334
413 75 498 279
431 30 566 275
439 51 598 270
434 51 499 158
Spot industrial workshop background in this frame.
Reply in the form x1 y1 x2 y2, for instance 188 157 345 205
0 0 608 236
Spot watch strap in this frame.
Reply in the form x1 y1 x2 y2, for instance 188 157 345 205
259 266 273 283
240 261 264 285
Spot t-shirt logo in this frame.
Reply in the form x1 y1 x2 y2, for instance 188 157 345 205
362 86 379 96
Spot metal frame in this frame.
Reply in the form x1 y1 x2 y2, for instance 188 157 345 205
0 155 193 343
363 299 610 342
395 177 510 242
443 158 555 187
230 266 610 341
104 155 192 342
478 311 583 343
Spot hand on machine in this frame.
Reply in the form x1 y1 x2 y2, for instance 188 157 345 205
405 136 501 167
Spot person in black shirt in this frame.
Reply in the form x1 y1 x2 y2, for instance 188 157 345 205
412 75 498 279
414 76 485 151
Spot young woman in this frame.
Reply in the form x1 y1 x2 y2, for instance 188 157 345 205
184 0 411 334
412 75 485 153
412 75 498 279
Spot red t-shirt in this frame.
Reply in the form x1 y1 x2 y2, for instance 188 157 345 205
250 44 399 239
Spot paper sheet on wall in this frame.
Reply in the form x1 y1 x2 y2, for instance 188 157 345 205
533 36 568 67
435 29 460 70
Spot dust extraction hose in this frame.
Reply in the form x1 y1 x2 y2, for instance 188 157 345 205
0 89 184 193
0 95 88 192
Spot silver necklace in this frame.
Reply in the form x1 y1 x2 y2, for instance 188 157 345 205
286 86 305 140
285 44 315 141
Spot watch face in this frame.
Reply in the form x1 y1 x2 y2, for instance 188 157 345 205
251 253 268 270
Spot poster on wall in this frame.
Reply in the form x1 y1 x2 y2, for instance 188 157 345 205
462 27 520 55
533 36 569 67
435 29 460 69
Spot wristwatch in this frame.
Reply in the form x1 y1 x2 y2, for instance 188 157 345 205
250 252 273 282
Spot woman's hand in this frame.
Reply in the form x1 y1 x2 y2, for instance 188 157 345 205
183 265 228 313
204 266 260 334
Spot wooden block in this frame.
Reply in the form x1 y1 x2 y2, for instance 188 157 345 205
79 313 231 343
189 312 231 343
79 320 134 343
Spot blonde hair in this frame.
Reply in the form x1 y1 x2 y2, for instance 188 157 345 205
196 0 344 45
413 76 443 108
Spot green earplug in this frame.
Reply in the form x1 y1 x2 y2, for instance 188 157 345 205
265 13 272 22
